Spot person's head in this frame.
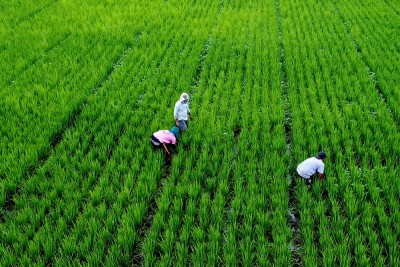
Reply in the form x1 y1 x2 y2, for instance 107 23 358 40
316 151 327 161
170 126 179 139
180 93 189 104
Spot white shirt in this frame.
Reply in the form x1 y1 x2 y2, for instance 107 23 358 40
174 101 190 121
297 157 324 179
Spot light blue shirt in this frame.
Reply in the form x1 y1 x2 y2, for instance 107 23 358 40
174 100 190 121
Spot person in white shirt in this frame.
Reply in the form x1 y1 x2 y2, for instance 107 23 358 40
296 152 327 190
174 93 192 131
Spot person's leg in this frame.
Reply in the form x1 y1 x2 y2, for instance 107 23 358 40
305 177 312 190
179 120 188 131
297 171 312 190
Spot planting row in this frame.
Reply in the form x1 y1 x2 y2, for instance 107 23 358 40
140 0 293 265
0 0 150 206
279 0 400 265
0 0 221 265
335 0 400 122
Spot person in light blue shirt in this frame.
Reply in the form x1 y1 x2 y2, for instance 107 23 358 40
174 93 192 131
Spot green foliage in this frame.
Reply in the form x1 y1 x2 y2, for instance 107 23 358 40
0 0 399 265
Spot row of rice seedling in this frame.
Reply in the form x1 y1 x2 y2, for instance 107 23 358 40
0 0 54 28
1 38 147 266
0 0 210 265
210 3 256 266
0 0 145 208
334 0 400 122
279 0 400 265
199 13 247 265
62 1 221 266
140 0 237 264
382 0 400 14
282 1 370 266
0 0 129 88
0 0 65 86
138 4 224 266
51 21 192 265
139 3 234 264
94 2 222 266
140 0 292 265
220 1 291 266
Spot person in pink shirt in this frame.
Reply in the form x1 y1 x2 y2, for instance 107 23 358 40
150 126 179 158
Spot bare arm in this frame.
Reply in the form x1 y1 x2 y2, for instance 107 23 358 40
188 105 192 121
163 143 172 158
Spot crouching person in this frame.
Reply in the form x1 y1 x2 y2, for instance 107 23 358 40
150 126 179 158
296 152 327 190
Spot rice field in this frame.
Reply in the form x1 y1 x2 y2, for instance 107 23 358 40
0 0 399 266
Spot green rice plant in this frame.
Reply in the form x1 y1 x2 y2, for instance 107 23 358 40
354 235 370 266
9 0 214 262
159 252 173 267
159 229 176 257
101 5 220 266
206 226 221 266
279 0 400 264
191 227 206 264
174 242 189 267
239 235 253 266
146 6 248 264
142 229 158 266
224 227 238 266
335 0 400 121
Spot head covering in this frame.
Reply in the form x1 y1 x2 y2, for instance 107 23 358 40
180 93 189 103
170 126 179 139
316 152 327 159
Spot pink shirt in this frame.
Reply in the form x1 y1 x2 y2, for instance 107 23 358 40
153 130 176 144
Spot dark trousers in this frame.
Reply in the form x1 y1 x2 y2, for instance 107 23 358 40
150 135 161 148
298 174 312 185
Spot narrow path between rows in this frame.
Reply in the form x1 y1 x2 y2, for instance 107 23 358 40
274 1 302 266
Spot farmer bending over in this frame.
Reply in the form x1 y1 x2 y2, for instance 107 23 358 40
150 126 179 158
174 93 192 131
296 152 327 190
